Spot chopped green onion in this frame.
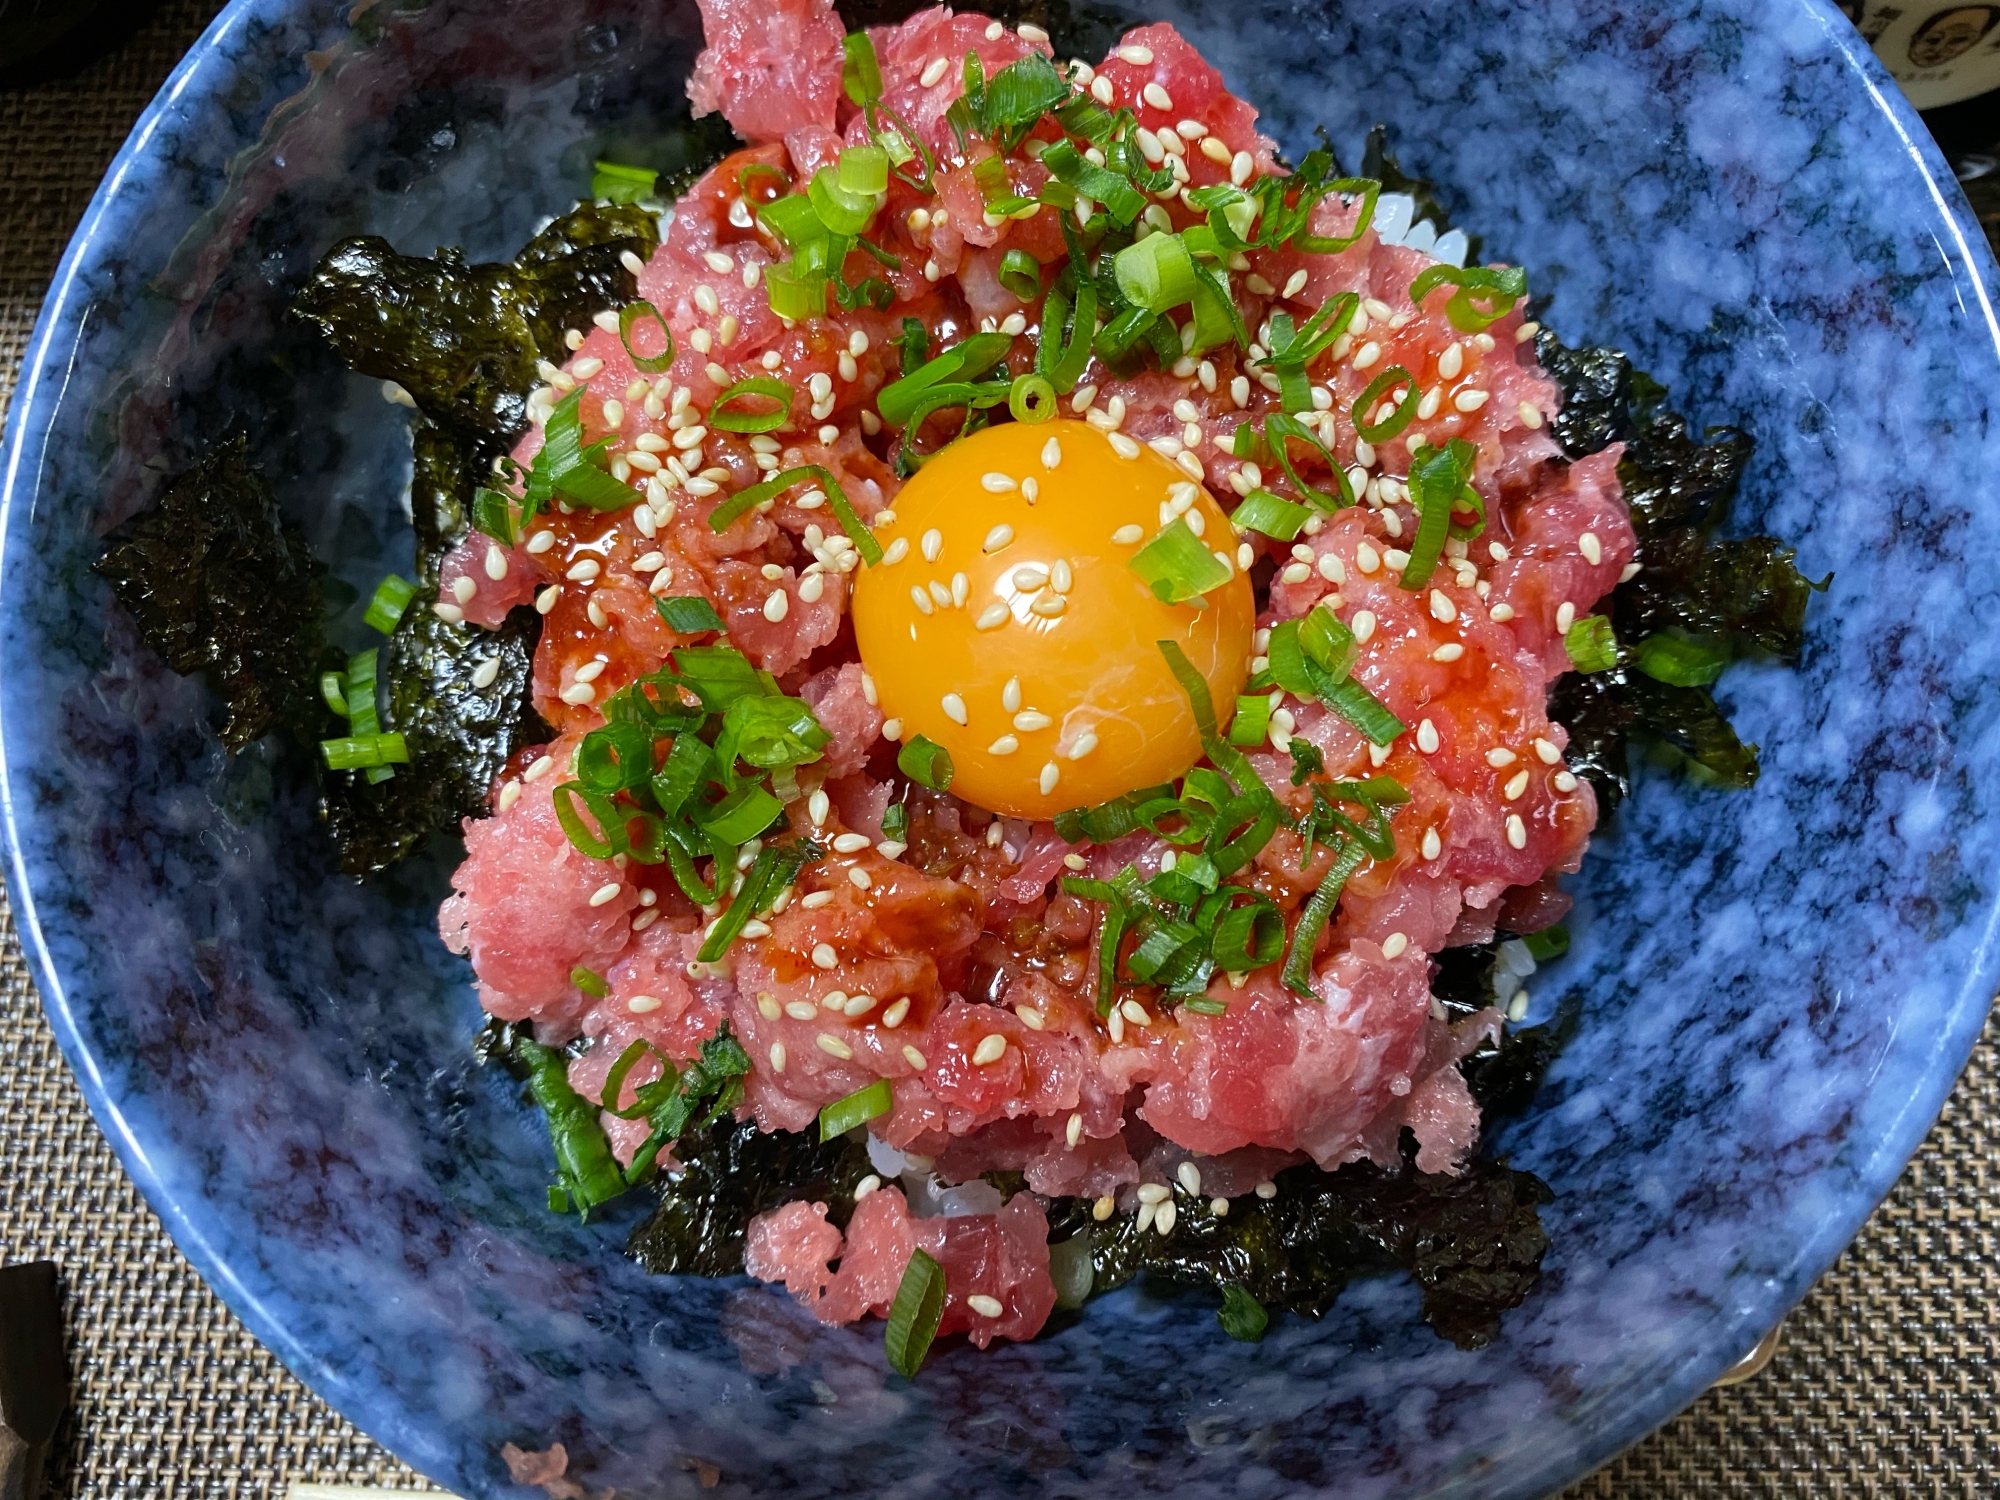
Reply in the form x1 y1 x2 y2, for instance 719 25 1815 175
1114 231 1200 312
976 51 1070 139
1565 614 1619 673
320 732 410 771
1232 489 1311 540
818 1078 894 1141
764 265 827 321
1631 631 1728 687
696 841 815 964
1262 414 1350 510
877 332 1014 426
1212 895 1283 971
1409 264 1530 332
656 595 726 634
537 388 637 511
998 248 1042 303
1227 693 1273 747
1288 738 1326 784
1351 365 1418 443
592 159 658 205
1062 875 1131 1015
344 649 381 736
1319 677 1404 746
709 464 882 564
471 486 521 546
516 1033 628 1217
898 735 954 791
570 965 610 999
884 1248 947 1378
1282 838 1368 996
1292 176 1380 254
1128 519 1232 605
1039 139 1145 225
363 573 417 634
1298 604 1358 680
1522 923 1570 962
320 671 349 717
758 194 825 250
699 785 782 845
618 300 676 374
709 376 793 433
842 31 883 106
1217 1284 1269 1342
1181 996 1228 1016
808 165 878 236
1007 373 1057 424
837 144 890 196
1400 438 1477 591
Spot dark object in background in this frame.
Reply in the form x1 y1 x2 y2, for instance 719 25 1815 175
0 1262 68 1500
0 0 166 87
95 434 329 751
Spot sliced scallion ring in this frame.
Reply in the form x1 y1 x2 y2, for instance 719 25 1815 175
709 376 793 433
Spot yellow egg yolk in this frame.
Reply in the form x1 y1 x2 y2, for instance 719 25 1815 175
851 420 1256 819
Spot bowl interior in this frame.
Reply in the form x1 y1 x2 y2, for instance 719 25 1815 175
4 1 1998 1497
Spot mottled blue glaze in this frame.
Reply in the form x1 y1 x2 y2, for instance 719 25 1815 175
2 1 1996 1496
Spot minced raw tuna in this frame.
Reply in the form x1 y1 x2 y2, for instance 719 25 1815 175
437 0 1626 1353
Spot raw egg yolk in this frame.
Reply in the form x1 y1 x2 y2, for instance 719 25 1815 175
851 420 1256 819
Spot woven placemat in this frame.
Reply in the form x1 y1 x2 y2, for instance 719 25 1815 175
1 4 1995 1495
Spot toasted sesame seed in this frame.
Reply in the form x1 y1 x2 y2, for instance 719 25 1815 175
1039 761 1060 795
902 1043 927 1069
1580 531 1602 565
1352 610 1377 644
831 832 871 854
811 943 839 969
1432 643 1465 662
1093 1195 1115 1220
1506 814 1528 849
984 523 1015 552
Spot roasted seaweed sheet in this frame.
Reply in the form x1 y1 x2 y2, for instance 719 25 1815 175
95 434 327 750
295 202 665 872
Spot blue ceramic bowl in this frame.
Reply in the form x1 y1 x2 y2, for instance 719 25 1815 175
4 1 1997 1495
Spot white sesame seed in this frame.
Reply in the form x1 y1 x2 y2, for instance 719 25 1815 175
1519 402 1544 430
1555 770 1580 792
497 781 522 813
1381 931 1410 960
798 572 825 604
767 1042 787 1072
1112 523 1144 545
559 682 595 705
831 832 872 854
920 528 943 563
1107 432 1141 460
966 1293 1005 1318
1506 814 1528 849
1118 42 1154 63
588 882 621 907
762 589 789 623
970 1033 1009 1066
784 999 818 1021
1422 827 1442 860
1039 762 1060 795
801 890 833 911
1136 1182 1171 1205
1491 602 1516 622
876 841 905 860
1066 732 1098 760
1580 531 1603 565
967 602 1008 632
1432 643 1465 662
814 1033 852 1060
1229 150 1253 185
881 719 902 741
1454 388 1490 413
982 471 1017 494
1384 547 1411 571
571 356 604 380
1556 601 1577 633
1430 589 1458 623
919 55 949 86
1504 770 1531 800
1049 558 1074 593
524 755 555 783
900 1042 928 1071
1030 594 1066 617
810 944 839 970
1352 610 1377 643
849 867 872 891
873 998 908 1030
1619 560 1642 583
1143 82 1173 110
1177 1161 1203 1195
909 586 934 616
1533 738 1561 764
450 575 478 606
1487 747 1519 768
940 693 968 726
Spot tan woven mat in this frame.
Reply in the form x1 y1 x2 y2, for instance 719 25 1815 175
1 3 1995 1495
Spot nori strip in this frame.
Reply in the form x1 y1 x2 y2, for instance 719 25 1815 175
628 1116 876 1277
94 434 327 750
321 421 549 875
291 202 660 444
1074 1148 1551 1350
1534 330 1820 810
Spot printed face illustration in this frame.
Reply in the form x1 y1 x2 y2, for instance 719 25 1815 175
1908 5 1999 66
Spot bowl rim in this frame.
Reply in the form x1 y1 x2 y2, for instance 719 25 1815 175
2 1 1997 1496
